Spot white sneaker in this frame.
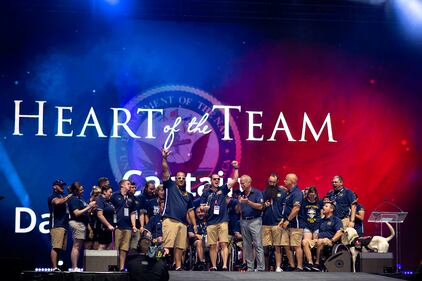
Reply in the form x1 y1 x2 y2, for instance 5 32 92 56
276 267 283 272
70 267 82 272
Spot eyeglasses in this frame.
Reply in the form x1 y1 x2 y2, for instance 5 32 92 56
176 177 186 180
212 178 220 181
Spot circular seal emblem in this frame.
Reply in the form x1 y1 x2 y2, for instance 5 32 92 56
108 85 242 192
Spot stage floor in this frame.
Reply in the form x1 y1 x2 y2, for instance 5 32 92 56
21 271 409 281
170 271 405 281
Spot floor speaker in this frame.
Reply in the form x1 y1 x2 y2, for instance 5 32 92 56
84 250 118 271
357 252 393 273
324 251 352 272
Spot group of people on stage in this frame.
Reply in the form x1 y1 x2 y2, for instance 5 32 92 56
47 148 365 273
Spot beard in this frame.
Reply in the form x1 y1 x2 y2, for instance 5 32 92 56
264 185 279 201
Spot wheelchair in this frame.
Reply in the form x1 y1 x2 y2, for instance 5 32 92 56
320 242 350 271
184 235 209 271
228 236 244 271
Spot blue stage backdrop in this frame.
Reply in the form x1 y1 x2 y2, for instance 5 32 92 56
0 10 421 270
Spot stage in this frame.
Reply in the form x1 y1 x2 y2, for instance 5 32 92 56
20 271 416 281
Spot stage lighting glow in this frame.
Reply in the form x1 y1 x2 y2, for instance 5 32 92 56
58 260 64 266
393 0 422 39
105 0 119 5
0 143 31 207
349 0 386 5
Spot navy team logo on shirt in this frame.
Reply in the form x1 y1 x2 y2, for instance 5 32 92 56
109 85 242 188
307 208 316 223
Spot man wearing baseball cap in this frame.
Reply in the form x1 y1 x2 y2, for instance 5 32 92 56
47 179 73 271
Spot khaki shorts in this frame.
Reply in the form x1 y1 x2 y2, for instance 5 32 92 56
69 220 87 240
162 218 188 250
281 228 304 247
305 237 333 249
115 229 131 252
206 222 229 246
262 225 282 246
129 230 141 249
51 227 67 250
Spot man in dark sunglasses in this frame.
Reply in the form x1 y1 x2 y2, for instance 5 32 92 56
199 160 239 271
160 148 197 271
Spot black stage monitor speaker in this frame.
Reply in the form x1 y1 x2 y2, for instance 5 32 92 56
84 250 118 271
357 252 393 273
325 251 352 272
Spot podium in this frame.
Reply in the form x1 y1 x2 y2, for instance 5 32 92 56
368 210 408 273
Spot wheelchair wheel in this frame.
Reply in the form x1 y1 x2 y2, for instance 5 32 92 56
332 243 349 254
228 241 237 271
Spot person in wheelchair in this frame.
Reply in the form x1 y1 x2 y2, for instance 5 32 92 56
187 207 208 270
227 190 243 242
143 200 164 245
302 201 343 271
226 191 244 271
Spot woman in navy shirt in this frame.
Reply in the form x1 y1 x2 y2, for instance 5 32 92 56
96 185 116 250
85 186 101 250
68 182 96 271
301 186 323 241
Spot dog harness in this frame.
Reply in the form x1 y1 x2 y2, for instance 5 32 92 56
350 236 374 252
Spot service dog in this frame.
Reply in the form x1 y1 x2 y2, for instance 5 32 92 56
342 222 395 272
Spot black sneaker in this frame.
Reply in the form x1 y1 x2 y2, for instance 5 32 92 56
195 261 205 271
285 266 295 272
311 264 321 272
175 267 184 271
303 263 313 271
52 268 61 272
221 267 228 271
294 268 303 272
209 267 217 271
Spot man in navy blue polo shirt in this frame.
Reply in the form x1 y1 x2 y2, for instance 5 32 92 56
188 207 207 270
280 173 304 271
129 181 143 250
144 199 164 245
353 193 365 236
325 175 357 229
48 179 72 271
303 201 343 270
139 180 156 233
200 160 239 271
227 190 242 241
237 175 264 271
161 149 197 271
111 179 137 271
262 173 286 272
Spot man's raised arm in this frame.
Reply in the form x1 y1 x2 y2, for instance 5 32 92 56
162 149 171 181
